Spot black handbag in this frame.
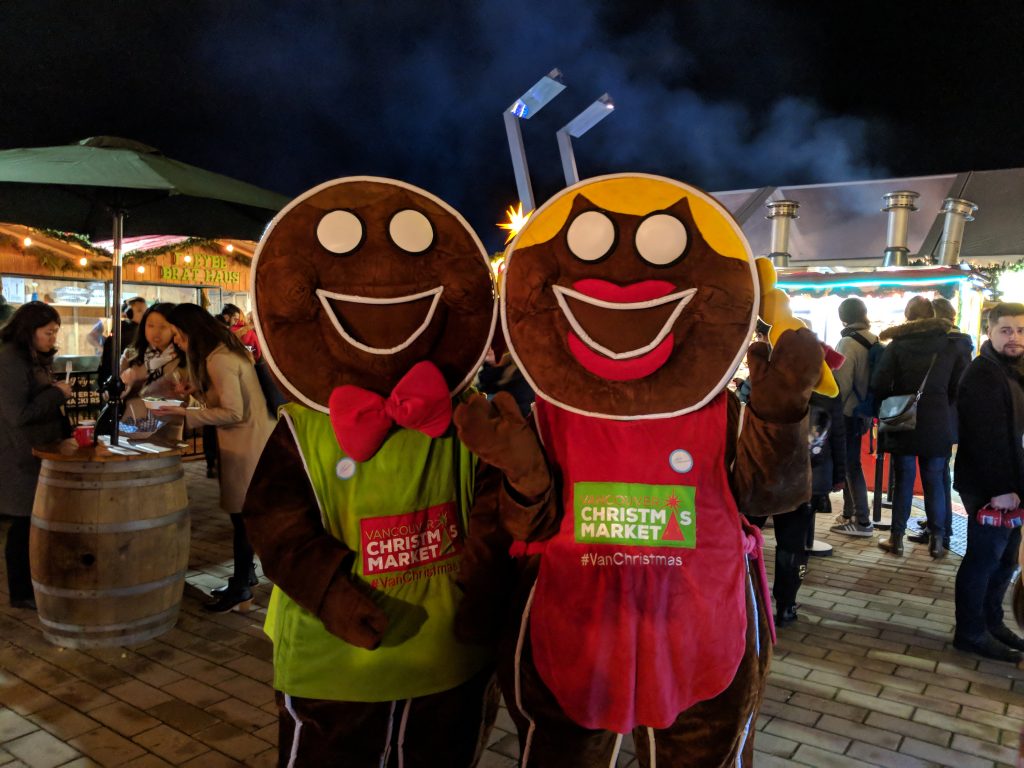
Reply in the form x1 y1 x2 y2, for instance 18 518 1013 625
877 354 936 433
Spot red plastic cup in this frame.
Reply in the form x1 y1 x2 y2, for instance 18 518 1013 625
73 423 95 447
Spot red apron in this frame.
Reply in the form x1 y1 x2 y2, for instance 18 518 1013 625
528 393 748 732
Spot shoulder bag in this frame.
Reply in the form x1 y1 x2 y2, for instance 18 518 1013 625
877 354 937 433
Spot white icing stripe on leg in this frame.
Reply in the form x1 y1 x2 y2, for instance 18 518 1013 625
396 699 412 768
746 560 760 657
283 694 303 768
608 733 623 767
514 582 539 767
647 727 657 768
379 700 397 768
735 711 754 767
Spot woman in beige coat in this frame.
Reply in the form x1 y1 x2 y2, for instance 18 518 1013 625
156 303 276 612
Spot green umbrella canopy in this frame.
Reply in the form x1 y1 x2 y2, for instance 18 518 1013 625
0 136 289 241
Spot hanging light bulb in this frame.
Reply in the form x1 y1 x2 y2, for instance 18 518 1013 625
136 265 146 274
183 254 193 264
225 243 235 253
22 237 32 247
79 257 88 267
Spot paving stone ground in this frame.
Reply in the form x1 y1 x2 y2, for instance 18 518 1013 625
0 459 1021 767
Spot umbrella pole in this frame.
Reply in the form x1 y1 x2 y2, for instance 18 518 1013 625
95 212 126 447
109 212 123 445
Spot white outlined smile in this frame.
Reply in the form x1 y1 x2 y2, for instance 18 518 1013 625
551 285 697 360
316 286 444 355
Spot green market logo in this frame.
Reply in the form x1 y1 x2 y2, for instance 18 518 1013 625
574 481 695 548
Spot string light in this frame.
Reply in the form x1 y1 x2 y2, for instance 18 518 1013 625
183 254 192 263
79 257 88 267
225 243 234 253
136 265 146 274
22 237 32 247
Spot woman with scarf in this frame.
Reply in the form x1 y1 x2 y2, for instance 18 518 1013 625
119 302 184 440
0 302 73 609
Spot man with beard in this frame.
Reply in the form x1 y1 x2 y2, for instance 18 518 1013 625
953 302 1024 662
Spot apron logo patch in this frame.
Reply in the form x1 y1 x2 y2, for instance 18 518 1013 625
360 502 462 575
574 481 696 549
335 457 357 479
668 449 693 473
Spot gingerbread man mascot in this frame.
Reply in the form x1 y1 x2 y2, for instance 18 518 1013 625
244 177 509 767
455 174 831 767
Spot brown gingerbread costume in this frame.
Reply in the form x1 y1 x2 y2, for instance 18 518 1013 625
244 177 509 767
454 175 826 767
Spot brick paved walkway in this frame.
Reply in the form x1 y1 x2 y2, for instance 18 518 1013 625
0 460 1021 767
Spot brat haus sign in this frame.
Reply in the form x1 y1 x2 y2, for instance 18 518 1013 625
160 252 243 285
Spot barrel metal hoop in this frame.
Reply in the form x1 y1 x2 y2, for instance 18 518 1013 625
36 603 181 633
31 507 189 534
38 468 185 490
32 569 187 599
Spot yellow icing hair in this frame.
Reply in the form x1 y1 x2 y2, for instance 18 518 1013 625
755 257 838 397
515 175 748 261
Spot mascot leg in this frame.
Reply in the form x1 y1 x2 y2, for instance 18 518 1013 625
633 558 773 768
276 669 497 768
498 559 623 768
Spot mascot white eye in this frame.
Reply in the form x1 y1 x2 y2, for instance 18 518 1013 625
317 210 364 254
566 210 617 262
389 209 435 254
635 213 688 267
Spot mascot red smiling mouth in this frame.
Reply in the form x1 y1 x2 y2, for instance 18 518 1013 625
243 177 508 768
455 174 829 767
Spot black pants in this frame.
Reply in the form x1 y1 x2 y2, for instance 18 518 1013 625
203 425 218 473
5 516 33 602
748 504 812 613
954 494 1021 638
230 513 255 586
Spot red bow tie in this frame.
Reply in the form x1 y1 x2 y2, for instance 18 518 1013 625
328 361 452 462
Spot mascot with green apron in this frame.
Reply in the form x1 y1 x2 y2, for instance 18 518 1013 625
454 174 833 767
245 177 507 767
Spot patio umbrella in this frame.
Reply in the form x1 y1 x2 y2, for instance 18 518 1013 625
0 136 289 443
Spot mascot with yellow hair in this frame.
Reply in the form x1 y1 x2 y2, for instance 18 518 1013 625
455 174 830 767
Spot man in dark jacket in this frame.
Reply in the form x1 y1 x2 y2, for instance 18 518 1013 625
953 302 1024 662
871 296 966 558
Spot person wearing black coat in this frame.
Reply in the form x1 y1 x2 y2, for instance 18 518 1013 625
909 297 974 549
952 302 1024 662
870 297 967 558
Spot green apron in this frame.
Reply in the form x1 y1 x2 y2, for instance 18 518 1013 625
264 403 489 701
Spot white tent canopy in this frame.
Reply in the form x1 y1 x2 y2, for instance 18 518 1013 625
714 168 1024 267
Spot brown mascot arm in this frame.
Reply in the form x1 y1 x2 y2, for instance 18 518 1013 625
454 392 561 541
454 460 514 644
731 328 822 518
243 421 388 649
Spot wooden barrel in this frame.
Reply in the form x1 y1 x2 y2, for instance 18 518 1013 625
29 449 190 648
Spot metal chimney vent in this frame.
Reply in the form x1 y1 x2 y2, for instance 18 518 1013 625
881 191 919 267
765 200 799 268
936 197 978 266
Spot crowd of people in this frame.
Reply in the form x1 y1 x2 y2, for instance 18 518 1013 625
2 294 1024 662
0 298 277 614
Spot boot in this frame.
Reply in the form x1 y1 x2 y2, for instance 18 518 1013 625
773 549 807 618
212 564 259 595
989 624 1024 651
878 534 903 556
928 535 945 560
776 604 799 628
907 530 929 544
203 577 254 613
953 630 1023 663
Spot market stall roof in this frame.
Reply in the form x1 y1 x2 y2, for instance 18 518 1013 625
714 168 1024 267
0 223 112 270
773 265 979 295
92 234 256 259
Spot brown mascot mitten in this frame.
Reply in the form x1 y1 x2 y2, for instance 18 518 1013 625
243 177 507 767
484 175 820 768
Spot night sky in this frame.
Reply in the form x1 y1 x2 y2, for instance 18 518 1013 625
2 0 1022 251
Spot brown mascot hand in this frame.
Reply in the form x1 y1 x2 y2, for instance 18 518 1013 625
747 327 824 423
454 392 550 499
319 570 389 650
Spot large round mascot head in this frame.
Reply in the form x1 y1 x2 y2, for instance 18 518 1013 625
252 177 496 410
502 174 758 420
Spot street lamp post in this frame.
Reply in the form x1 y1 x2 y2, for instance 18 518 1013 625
503 69 566 212
556 93 615 186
